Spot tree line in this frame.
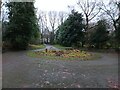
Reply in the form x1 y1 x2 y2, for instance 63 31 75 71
55 0 120 49
1 0 120 50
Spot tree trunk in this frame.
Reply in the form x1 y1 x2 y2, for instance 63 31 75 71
113 20 117 32
113 20 119 49
85 15 89 47
85 15 89 32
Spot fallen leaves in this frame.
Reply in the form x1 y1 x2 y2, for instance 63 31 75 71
32 49 94 60
107 78 119 88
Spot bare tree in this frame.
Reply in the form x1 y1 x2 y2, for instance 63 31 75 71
57 11 68 26
38 11 48 32
48 11 57 32
48 11 57 44
77 0 101 32
38 11 49 43
99 0 120 48
100 0 119 32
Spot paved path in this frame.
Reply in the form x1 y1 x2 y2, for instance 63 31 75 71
33 44 60 51
2 45 119 88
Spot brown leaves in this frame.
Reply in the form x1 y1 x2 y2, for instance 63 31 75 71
33 49 93 60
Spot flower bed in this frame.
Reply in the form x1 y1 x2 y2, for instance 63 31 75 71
27 49 100 60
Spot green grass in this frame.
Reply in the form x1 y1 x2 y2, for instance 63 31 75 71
28 44 46 50
53 45 72 50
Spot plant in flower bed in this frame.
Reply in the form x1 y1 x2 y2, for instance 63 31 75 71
27 49 100 60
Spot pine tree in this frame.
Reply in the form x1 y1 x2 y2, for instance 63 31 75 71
55 10 84 47
5 2 39 50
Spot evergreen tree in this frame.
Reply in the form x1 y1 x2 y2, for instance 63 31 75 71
55 10 84 47
4 2 39 50
90 20 109 49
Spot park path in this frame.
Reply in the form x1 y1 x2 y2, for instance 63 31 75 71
44 44 60 50
33 44 60 51
2 45 119 88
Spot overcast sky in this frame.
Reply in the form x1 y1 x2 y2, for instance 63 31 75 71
34 0 77 12
34 0 111 12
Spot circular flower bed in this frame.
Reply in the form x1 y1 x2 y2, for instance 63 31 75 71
28 49 100 60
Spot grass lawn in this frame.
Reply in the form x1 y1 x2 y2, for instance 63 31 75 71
53 45 72 50
28 44 46 50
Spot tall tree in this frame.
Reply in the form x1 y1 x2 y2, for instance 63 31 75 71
38 11 48 43
100 0 119 33
56 10 84 47
90 19 109 49
100 0 120 49
77 0 100 32
5 2 40 49
48 11 57 44
77 0 101 46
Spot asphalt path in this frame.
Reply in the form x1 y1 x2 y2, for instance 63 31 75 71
2 45 119 88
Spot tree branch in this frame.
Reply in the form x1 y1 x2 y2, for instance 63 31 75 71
89 9 100 21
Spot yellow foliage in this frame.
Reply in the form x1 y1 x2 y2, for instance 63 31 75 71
33 49 93 60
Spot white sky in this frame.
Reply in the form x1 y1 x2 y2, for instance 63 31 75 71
34 0 77 12
34 0 111 12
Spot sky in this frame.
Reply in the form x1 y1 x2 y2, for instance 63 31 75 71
34 0 77 12
34 0 111 12
34 0 111 29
